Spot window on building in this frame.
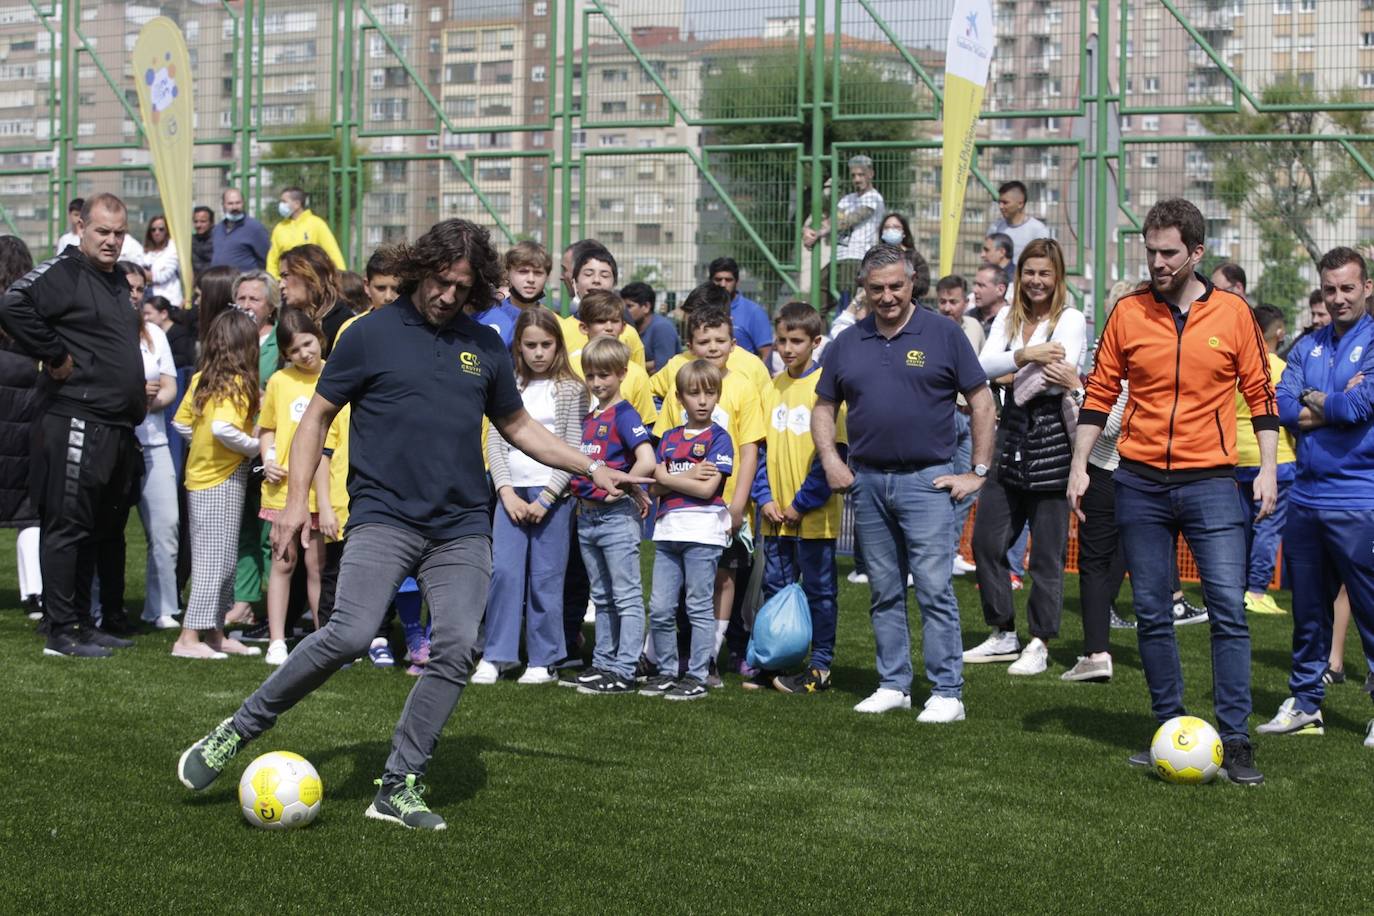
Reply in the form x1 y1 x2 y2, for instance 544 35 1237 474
531 65 546 83
444 96 477 118
449 30 476 52
1362 32 1374 47
1141 152 1160 168
1274 0 1292 11
477 159 512 182
533 1 548 14
601 100 627 114
1143 76 1160 93
1299 0 1315 11
534 33 547 50
1362 71 1374 88
483 60 513 84
635 224 661 245
446 63 477 83
481 94 513 117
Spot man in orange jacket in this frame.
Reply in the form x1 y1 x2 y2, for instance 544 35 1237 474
1068 198 1278 786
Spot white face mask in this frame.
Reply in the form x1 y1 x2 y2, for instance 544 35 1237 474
881 228 903 246
278 201 294 219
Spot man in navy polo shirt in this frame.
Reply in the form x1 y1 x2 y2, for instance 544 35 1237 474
709 256 773 364
209 187 270 271
813 244 995 722
177 219 644 831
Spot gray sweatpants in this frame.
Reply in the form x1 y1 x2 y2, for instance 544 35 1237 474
233 523 490 784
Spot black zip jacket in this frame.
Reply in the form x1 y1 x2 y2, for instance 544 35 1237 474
0 246 146 427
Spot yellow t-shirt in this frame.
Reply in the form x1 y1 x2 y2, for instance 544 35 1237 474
568 350 657 428
760 366 847 539
651 347 771 400
260 364 324 511
655 368 766 505
322 403 352 539
1235 351 1296 468
560 314 645 368
173 373 254 491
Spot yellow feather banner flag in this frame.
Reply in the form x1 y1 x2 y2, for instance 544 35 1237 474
132 18 195 304
940 0 995 279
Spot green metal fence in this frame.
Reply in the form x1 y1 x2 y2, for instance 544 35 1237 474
1 0 1371 327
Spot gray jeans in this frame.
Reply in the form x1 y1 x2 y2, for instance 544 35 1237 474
233 523 491 784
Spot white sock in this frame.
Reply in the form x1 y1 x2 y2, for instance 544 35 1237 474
713 618 729 656
643 634 658 665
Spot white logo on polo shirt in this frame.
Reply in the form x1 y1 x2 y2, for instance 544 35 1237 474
771 405 788 431
787 405 811 436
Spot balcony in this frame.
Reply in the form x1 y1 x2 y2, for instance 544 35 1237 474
1187 46 1235 69
1192 8 1235 31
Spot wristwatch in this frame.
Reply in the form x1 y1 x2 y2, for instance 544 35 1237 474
586 459 606 476
973 464 989 478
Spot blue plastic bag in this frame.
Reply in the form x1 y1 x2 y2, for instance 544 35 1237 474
745 583 813 671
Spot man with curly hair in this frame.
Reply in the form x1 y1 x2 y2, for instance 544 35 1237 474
175 219 649 830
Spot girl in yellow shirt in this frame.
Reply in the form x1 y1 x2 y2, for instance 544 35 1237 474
258 309 334 665
171 311 261 660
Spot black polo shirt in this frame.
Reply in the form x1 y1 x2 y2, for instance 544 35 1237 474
818 307 987 468
316 295 523 539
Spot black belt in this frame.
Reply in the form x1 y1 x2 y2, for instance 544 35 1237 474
852 459 941 474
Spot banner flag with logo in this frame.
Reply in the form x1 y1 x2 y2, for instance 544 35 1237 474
132 17 195 302
940 0 995 278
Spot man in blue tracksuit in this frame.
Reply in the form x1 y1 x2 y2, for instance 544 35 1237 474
1262 246 1374 745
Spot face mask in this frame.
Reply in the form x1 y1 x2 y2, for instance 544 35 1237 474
881 229 903 246
278 202 293 219
226 211 245 223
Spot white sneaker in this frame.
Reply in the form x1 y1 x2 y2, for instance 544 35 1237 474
952 554 977 575
963 630 1020 663
583 600 596 624
916 695 966 723
846 570 868 584
1365 720 1374 749
1257 697 1325 735
470 659 500 685
1008 638 1049 676
517 664 558 685
149 615 180 630
853 688 911 714
265 640 288 666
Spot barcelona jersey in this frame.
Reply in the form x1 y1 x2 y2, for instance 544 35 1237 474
570 400 652 500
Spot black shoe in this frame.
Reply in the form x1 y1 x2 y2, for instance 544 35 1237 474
1127 748 1152 768
82 627 134 650
633 654 659 683
706 657 723 689
1108 604 1136 630
638 674 677 696
664 678 708 701
774 667 832 694
98 611 140 637
1220 739 1264 786
560 667 605 689
739 672 774 691
1172 597 1209 626
1322 666 1346 686
1363 671 1374 696
22 594 43 621
230 621 271 642
43 629 112 658
577 674 634 695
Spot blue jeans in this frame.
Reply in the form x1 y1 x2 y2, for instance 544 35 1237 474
577 498 645 680
951 411 976 553
1284 504 1374 714
648 539 721 682
484 487 572 667
1115 476 1251 741
1237 468 1291 593
851 463 963 699
1007 524 1029 577
762 536 838 670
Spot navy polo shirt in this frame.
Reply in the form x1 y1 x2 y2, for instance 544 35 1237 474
818 308 987 467
316 295 523 539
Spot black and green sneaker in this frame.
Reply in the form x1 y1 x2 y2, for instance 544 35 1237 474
177 718 244 790
365 775 447 830
773 668 832 695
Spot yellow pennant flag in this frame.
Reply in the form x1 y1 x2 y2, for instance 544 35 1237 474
940 0 995 279
132 18 195 303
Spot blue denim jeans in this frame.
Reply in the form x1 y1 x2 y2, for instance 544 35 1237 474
648 539 721 682
1115 476 1252 741
1237 468 1291 593
484 487 572 667
762 536 838 670
951 410 976 553
851 462 963 699
577 498 645 680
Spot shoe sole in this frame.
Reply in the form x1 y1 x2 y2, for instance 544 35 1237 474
1008 665 1048 676
963 653 1019 663
916 713 966 723
1219 769 1265 786
517 677 558 685
1256 723 1324 736
664 692 707 701
854 703 912 714
1173 616 1209 626
638 689 672 696
42 648 110 658
364 803 447 830
1060 673 1111 683
576 686 632 695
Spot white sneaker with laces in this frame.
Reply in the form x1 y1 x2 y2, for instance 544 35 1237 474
962 630 1020 663
265 640 288 666
952 555 977 575
470 659 500 685
853 688 911 714
1008 638 1049 676
1256 696 1325 735
517 664 558 685
846 570 868 584
916 695 966 723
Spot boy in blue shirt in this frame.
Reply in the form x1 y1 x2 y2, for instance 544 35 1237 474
476 241 549 347
567 336 656 694
643 359 735 701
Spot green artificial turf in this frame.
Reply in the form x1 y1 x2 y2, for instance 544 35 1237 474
2 526 1373 913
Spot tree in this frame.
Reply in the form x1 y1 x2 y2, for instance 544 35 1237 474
260 121 371 251
1250 224 1311 325
699 47 921 302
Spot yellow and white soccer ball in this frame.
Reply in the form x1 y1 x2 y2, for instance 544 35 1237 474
1150 715 1223 785
238 751 323 829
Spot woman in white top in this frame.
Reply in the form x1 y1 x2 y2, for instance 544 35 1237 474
964 238 1086 677
141 214 183 307
136 314 181 628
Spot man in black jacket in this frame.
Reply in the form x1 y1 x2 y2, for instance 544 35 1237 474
0 193 146 657
191 206 214 276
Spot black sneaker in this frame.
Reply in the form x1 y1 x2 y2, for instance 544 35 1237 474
232 621 271 643
774 668 832 694
665 678 708 701
1127 747 1152 768
98 611 140 637
1108 604 1136 630
43 629 112 658
577 674 634 695
706 657 723 689
82 627 134 650
1220 739 1264 786
22 594 43 621
560 667 605 689
633 654 659 683
1172 597 1209 626
177 718 244 790
365 775 446 830
638 674 676 696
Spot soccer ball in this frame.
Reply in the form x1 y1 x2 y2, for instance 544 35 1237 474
238 751 323 829
1150 716 1223 785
